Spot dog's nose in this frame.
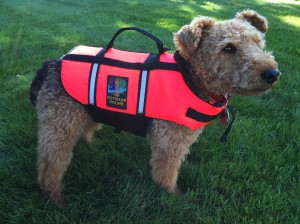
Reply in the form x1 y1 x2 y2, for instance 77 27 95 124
262 69 280 84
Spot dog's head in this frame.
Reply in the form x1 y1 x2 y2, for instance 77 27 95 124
174 10 280 96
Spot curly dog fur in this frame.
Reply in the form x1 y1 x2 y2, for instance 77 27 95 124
30 10 280 204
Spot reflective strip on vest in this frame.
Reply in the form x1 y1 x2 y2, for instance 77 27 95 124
138 70 148 114
89 63 99 105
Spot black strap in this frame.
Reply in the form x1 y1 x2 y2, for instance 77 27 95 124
220 105 235 142
105 27 168 55
86 105 151 137
62 53 179 71
186 105 235 142
186 107 220 123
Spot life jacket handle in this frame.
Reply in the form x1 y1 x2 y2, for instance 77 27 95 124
104 27 169 55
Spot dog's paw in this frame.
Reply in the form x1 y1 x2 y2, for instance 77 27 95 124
167 185 184 195
43 190 68 205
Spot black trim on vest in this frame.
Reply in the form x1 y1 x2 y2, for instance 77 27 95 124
144 53 159 64
62 53 179 71
186 107 221 123
86 105 151 137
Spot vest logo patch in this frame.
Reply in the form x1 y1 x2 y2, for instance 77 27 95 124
106 75 128 109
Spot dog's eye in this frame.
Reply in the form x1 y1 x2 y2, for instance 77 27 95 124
223 44 237 54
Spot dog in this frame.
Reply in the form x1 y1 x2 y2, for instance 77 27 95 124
30 10 280 204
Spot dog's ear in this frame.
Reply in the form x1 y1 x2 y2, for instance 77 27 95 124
174 16 215 60
235 10 268 33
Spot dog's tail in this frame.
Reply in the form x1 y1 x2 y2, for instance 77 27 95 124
30 60 56 107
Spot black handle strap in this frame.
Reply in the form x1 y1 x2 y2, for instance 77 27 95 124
104 27 168 55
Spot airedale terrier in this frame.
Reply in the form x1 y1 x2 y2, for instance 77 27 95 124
30 10 280 204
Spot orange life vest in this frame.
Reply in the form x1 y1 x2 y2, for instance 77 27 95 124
60 45 228 136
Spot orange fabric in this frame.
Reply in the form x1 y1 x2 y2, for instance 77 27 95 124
158 52 177 63
105 48 149 63
61 60 90 105
146 69 226 130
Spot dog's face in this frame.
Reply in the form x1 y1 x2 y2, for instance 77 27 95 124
174 10 280 96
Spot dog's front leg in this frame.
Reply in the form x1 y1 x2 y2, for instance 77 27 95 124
148 120 202 193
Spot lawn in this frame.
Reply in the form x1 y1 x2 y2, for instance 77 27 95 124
0 0 299 223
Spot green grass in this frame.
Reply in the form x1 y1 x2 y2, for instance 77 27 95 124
0 0 299 223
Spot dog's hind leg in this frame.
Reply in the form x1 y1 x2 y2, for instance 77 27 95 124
36 103 90 204
148 120 202 193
